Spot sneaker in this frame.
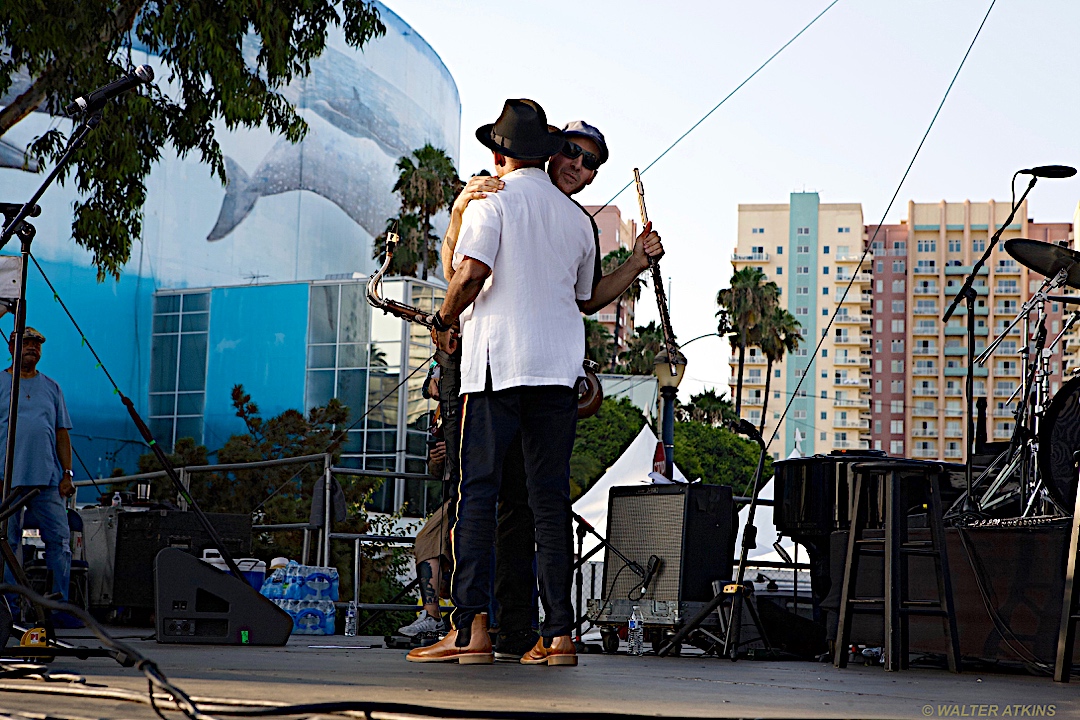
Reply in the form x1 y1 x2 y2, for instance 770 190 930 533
494 629 540 662
398 610 441 637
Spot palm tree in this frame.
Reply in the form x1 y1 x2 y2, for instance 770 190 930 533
583 318 614 366
716 267 779 417
372 214 423 276
756 306 801 434
391 144 460 279
615 321 665 375
678 388 737 427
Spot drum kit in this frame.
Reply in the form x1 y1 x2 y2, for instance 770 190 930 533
959 237 1080 519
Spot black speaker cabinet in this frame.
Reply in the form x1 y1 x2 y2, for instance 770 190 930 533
601 484 735 612
155 548 292 645
115 511 251 609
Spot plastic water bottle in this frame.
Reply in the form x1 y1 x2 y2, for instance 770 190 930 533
628 605 644 656
344 600 358 637
111 491 122 507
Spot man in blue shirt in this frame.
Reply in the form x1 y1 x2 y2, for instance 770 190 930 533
0 327 75 601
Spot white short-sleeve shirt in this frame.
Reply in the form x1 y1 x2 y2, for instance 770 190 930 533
453 167 596 394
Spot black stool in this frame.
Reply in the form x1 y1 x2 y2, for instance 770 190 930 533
1054 483 1080 682
833 460 961 672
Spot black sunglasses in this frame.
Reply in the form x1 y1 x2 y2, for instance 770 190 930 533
560 141 601 171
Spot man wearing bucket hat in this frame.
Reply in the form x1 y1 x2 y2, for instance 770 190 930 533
0 327 75 605
408 99 595 667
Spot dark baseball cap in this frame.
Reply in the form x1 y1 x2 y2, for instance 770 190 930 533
8 327 45 344
562 121 608 165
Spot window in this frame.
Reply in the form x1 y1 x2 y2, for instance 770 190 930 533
797 244 810 254
892 300 905 313
875 379 882 392
822 308 828 316
973 239 986 252
776 246 783 254
875 360 882 372
890 440 905 455
876 261 884 273
874 420 882 433
891 400 904 413
892 360 905 373
893 260 906 273
776 266 783 275
751 227 764 234
796 286 808 295
838 227 851 233
892 279 905 293
775 370 781 378
795 307 809 316
150 292 210 452
823 246 830 254
948 239 962 253
797 227 811 235
797 266 810 275
821 432 828 441
917 239 936 252
823 287 829 295
892 319 905 332
794 410 807 420
891 380 904 393
876 319 883 332
891 339 904 352
822 266 829 275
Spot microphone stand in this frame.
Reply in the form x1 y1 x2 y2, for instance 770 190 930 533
0 112 102 587
942 173 1037 517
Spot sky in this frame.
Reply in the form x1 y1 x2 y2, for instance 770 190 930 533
387 0 1080 401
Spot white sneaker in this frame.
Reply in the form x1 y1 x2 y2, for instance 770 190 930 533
398 610 441 637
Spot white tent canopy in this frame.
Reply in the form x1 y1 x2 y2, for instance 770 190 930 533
572 424 686 554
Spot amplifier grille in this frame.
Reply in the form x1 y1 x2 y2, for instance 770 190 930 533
603 492 685 602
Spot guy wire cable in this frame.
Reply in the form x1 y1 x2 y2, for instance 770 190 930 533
765 0 997 455
590 0 841 218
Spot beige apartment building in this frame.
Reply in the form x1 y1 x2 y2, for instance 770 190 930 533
585 205 637 369
730 193 870 460
729 193 1077 463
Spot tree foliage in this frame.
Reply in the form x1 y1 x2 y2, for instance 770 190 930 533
677 388 737 427
374 143 460 278
583 317 613 367
673 421 771 500
0 0 385 279
615 320 665 375
716 267 780 415
570 397 646 499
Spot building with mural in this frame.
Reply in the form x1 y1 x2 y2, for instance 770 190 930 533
0 3 460 512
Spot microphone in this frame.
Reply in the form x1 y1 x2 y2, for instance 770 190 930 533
638 555 662 598
65 65 155 116
1018 165 1077 179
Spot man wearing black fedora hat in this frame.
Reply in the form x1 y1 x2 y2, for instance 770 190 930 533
433 118 664 662
407 99 596 667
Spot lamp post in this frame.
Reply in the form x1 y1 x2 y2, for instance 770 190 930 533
653 347 687 480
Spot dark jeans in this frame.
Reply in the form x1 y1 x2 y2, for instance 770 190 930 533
494 439 538 634
451 384 577 638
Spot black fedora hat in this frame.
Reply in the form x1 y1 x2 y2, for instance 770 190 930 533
475 99 565 161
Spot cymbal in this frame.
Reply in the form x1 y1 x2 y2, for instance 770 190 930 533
1003 238 1080 289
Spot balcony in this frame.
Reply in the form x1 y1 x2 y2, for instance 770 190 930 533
993 387 1019 398
835 335 872 347
912 366 938 376
743 355 767 365
944 387 963 397
833 418 870 429
993 429 1014 439
994 367 1020 377
732 252 769 262
995 263 1021 275
834 397 871 409
993 306 1020 316
944 346 966 356
945 265 988 276
913 304 940 315
743 397 765 407
944 366 988 377
992 326 1021 336
993 407 1016 418
913 286 940 295
913 447 939 458
944 449 963 459
945 427 963 438
945 408 964 417
912 405 938 417
836 292 873 304
994 284 1020 295
835 356 870 367
836 271 872 283
743 375 766 386
912 346 939 355
912 385 939 397
834 313 872 324
836 252 871 263
911 428 938 437
832 440 869 450
834 377 870 389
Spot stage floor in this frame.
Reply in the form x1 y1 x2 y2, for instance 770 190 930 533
0 630 1076 720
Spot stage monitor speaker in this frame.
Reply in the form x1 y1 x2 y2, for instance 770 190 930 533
154 547 292 645
602 484 735 609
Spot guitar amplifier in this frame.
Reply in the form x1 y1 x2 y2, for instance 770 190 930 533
599 484 735 623
105 510 251 609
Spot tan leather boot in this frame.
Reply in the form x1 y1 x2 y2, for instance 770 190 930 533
520 635 578 666
406 612 493 664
